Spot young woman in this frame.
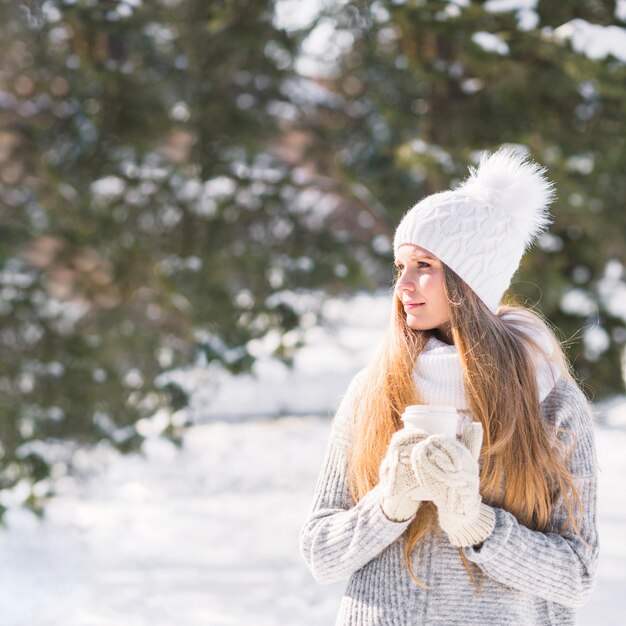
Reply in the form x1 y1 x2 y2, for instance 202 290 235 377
300 148 599 625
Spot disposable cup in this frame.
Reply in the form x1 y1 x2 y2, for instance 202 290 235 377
401 405 460 438
401 405 460 501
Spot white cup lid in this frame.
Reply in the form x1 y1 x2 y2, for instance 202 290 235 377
403 405 458 414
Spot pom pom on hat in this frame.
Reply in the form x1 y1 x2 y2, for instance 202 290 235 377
393 147 557 312
457 147 556 250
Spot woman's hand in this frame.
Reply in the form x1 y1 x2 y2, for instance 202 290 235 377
379 428 429 522
410 422 496 546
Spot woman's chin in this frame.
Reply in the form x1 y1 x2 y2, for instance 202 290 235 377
405 316 430 331
405 315 450 336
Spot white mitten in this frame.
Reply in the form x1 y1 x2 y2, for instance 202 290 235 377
458 420 484 462
379 428 429 522
410 422 496 546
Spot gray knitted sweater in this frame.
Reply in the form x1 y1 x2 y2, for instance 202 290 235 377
300 371 599 625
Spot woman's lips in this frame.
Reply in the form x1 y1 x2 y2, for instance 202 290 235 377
403 302 424 310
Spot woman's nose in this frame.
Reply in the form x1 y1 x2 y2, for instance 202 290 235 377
397 275 415 291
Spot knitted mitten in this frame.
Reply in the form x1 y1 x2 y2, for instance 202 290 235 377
379 428 429 522
458 420 483 461
410 423 496 546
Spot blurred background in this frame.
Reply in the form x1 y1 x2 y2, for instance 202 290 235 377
0 0 625 624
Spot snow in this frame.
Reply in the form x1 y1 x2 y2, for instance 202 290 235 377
274 0 326 32
0 291 624 625
297 20 354 79
472 31 511 55
553 20 626 64
484 0 536 10
598 261 626 324
186 292 390 421
0 413 624 625
482 0 540 31
90 175 126 198
560 287 596 316
275 0 625 85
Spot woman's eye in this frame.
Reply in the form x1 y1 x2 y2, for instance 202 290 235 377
394 261 430 273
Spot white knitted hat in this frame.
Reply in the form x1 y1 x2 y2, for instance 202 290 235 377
393 147 556 312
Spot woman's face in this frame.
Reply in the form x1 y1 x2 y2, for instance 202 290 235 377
394 244 452 342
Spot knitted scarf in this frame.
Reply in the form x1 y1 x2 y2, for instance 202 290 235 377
414 328 561 416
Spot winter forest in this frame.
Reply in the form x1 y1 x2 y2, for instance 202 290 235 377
1 0 625 624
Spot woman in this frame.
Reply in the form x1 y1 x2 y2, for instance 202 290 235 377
300 148 599 625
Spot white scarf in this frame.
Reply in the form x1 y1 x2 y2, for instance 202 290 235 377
413 319 561 412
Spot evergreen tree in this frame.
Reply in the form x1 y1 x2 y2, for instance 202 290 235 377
0 0 371 518
0 0 624 520
314 0 626 395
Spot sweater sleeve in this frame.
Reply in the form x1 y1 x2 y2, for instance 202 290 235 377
299 370 413 584
463 378 599 608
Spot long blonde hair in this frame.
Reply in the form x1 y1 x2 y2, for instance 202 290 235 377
347 264 583 587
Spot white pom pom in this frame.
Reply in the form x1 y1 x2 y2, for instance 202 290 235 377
456 147 556 249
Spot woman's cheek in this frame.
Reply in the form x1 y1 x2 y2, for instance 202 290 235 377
417 275 432 292
421 272 443 294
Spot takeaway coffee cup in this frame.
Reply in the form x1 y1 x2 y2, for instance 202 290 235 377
401 405 460 501
401 405 460 439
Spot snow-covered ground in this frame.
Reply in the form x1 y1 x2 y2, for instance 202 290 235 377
0 292 624 625
0 414 624 625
